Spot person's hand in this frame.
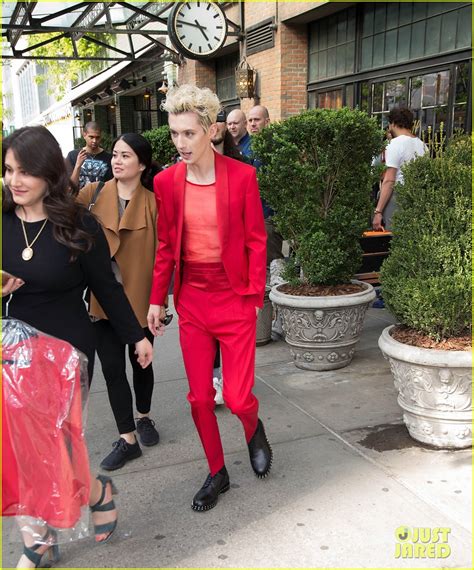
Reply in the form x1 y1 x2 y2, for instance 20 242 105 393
372 212 384 231
134 337 153 368
147 304 166 337
2 277 24 297
255 307 260 317
75 148 88 169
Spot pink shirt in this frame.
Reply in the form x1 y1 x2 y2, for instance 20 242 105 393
182 180 222 263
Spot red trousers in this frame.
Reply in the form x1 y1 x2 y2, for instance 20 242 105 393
177 263 259 475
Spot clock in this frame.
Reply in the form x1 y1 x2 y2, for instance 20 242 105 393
167 2 228 60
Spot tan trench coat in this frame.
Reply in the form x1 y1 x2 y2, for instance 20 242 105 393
78 179 157 328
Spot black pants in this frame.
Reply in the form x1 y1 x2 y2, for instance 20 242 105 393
214 340 221 369
94 320 155 435
265 217 284 267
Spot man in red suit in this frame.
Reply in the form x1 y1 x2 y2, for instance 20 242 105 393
148 85 272 511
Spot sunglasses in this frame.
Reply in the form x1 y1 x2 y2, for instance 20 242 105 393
216 109 227 123
160 312 174 326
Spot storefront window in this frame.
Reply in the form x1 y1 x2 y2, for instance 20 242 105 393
318 89 343 109
452 62 470 133
371 78 406 126
308 4 471 137
410 72 450 110
309 7 356 81
345 85 354 108
360 82 369 113
308 88 344 109
360 2 472 71
410 70 451 136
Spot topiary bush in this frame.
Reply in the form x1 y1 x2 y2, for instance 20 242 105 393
252 107 383 286
380 135 471 340
142 125 176 167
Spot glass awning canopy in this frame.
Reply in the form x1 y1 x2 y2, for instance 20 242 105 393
1 1 183 62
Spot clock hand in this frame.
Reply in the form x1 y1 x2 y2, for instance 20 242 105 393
194 19 210 42
176 19 208 31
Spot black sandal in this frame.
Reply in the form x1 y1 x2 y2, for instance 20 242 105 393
90 474 118 544
22 529 59 568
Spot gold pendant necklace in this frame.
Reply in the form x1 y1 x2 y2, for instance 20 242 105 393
20 217 48 261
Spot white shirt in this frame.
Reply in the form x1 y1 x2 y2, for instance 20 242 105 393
385 135 428 184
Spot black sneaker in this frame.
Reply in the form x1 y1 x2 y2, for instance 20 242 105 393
100 438 142 471
136 417 160 447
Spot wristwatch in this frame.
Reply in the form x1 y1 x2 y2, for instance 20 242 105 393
374 209 383 215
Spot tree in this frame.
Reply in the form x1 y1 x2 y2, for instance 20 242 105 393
28 33 114 99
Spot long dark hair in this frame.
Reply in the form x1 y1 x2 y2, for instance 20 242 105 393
112 133 162 191
2 126 95 259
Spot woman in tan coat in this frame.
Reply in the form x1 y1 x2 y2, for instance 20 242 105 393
78 133 163 471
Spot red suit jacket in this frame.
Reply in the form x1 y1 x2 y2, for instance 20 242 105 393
150 152 267 308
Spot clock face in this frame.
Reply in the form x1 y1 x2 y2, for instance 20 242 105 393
168 2 228 60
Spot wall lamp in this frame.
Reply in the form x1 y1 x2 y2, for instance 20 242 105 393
235 57 256 99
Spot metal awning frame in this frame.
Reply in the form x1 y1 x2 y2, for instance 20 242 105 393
2 1 242 63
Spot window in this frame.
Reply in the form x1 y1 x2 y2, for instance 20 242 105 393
410 70 450 136
134 94 152 133
307 4 471 138
308 86 355 110
370 78 407 127
309 8 356 81
216 53 239 106
360 2 472 71
452 62 470 133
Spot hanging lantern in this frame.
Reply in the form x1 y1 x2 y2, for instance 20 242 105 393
235 58 256 99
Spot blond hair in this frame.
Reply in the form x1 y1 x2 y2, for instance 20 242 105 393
161 84 221 131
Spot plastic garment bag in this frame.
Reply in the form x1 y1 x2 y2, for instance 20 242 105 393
2 318 91 543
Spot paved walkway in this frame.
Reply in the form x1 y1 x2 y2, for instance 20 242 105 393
3 307 472 568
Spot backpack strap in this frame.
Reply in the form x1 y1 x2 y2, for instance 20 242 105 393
88 181 105 211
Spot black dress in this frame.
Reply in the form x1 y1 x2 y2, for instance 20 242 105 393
2 210 145 380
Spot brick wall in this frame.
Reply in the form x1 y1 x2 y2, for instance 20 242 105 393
175 2 322 122
242 5 309 120
278 2 324 21
179 59 216 91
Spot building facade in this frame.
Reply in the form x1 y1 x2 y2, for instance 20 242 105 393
5 2 471 149
180 1 471 138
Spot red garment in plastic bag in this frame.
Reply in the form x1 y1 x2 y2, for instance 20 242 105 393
2 318 90 529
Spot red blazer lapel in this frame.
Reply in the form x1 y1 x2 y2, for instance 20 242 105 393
214 151 229 250
173 162 187 261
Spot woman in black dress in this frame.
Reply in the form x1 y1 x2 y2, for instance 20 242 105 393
2 126 153 568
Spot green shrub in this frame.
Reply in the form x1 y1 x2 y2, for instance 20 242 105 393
142 126 176 166
252 107 383 285
380 136 471 339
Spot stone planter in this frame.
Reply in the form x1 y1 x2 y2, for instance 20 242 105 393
378 325 472 449
269 280 375 371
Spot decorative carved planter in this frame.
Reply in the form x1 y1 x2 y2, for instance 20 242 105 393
379 325 472 449
269 281 375 371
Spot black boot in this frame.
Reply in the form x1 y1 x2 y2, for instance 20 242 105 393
248 419 273 478
191 466 230 512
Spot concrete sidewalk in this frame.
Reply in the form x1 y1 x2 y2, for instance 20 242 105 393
3 307 472 568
